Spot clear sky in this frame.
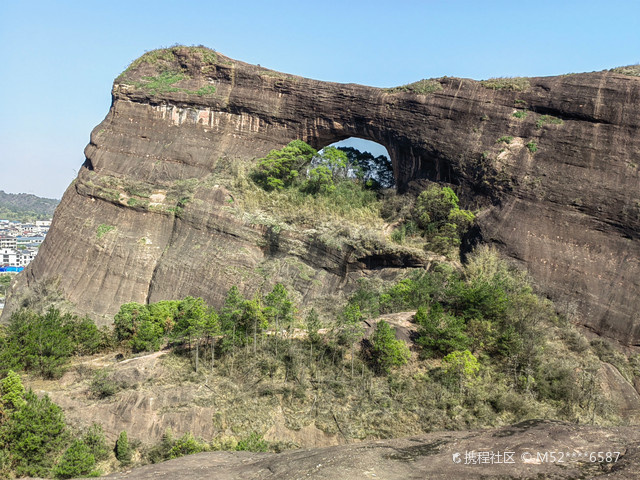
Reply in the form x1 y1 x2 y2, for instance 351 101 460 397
1 0 638 198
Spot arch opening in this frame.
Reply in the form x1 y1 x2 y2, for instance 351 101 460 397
319 137 395 189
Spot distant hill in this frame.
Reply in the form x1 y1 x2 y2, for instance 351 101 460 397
0 190 59 222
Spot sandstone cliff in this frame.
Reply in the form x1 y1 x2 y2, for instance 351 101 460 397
5 46 640 345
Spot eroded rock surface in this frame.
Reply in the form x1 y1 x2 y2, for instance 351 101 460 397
5 46 640 345
93 420 640 479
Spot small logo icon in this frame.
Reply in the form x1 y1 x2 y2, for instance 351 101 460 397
452 452 461 464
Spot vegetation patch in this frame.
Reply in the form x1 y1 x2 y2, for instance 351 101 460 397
389 184 475 258
609 64 640 76
526 141 538 153
385 79 443 95
96 224 115 239
133 71 186 95
480 77 530 92
512 110 528 119
536 114 564 129
238 140 393 228
497 135 514 144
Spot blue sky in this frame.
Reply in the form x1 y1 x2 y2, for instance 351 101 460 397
1 0 638 198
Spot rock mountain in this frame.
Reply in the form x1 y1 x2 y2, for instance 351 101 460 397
4 46 640 346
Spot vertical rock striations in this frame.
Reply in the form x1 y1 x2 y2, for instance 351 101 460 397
5 47 640 345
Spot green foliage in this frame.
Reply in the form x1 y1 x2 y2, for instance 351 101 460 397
252 140 317 191
96 224 115 239
512 110 528 119
53 440 97 479
134 71 186 94
303 164 336 194
115 430 132 465
480 77 530 92
113 300 176 352
398 184 476 255
0 274 11 288
385 78 443 94
130 318 164 352
536 114 564 128
370 321 410 373
2 389 68 477
184 85 217 96
81 423 110 462
173 297 208 341
337 146 394 189
496 135 514 144
526 141 538 153
0 308 75 378
235 432 270 452
414 185 459 229
1 370 25 411
442 350 480 379
66 315 105 355
415 304 470 357
264 284 294 331
168 432 208 459
114 302 151 342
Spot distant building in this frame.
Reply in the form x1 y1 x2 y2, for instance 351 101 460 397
0 236 17 249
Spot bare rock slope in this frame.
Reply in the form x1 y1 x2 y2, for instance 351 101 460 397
6 46 640 345
96 420 640 479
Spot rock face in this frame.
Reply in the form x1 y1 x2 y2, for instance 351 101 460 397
95 420 640 480
5 46 640 345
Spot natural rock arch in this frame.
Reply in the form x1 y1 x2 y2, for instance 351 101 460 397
6 46 640 347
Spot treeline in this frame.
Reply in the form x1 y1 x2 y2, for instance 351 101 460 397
0 190 59 222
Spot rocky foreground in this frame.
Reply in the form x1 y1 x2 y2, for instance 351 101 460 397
94 420 640 479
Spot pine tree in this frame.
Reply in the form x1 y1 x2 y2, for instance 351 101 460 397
115 430 132 465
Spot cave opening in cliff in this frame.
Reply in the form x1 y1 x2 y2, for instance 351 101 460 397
320 138 395 189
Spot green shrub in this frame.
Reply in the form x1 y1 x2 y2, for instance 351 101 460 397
66 315 104 355
1 370 25 410
512 110 527 119
82 423 110 462
3 390 68 477
497 135 514 144
535 115 563 129
53 440 97 479
134 71 186 94
415 304 470 357
370 320 411 373
90 369 120 398
1 308 75 378
115 430 132 465
526 141 538 153
96 224 115 239
410 184 475 255
442 350 480 390
235 432 269 452
113 302 151 342
385 78 443 94
251 140 316 191
168 433 208 459
480 77 530 92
